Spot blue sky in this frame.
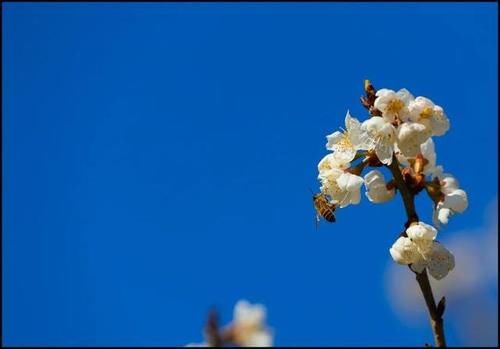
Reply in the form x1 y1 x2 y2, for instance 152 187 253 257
2 2 497 346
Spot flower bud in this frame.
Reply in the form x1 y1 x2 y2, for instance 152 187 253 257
364 170 395 203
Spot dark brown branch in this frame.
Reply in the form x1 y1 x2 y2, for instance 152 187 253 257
387 155 418 226
416 271 447 347
386 154 447 347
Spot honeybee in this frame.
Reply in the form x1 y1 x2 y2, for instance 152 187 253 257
312 191 336 224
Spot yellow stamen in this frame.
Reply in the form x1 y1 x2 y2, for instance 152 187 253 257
387 99 404 114
420 106 433 119
337 134 352 150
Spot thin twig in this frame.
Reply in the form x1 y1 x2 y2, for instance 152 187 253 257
386 154 447 347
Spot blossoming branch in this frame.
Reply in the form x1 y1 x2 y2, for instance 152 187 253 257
314 80 468 347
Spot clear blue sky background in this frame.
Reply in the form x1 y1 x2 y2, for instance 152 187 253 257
2 2 498 346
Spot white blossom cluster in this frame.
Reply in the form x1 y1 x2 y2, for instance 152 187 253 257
317 85 469 280
390 222 455 280
186 300 273 347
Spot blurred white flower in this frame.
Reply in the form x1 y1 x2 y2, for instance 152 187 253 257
364 170 395 203
326 110 367 163
231 300 273 347
408 96 450 136
374 88 414 123
360 117 397 165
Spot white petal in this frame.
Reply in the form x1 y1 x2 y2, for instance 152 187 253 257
406 222 437 241
431 105 450 136
389 237 420 265
440 174 460 193
364 170 395 203
375 88 394 97
397 88 414 104
375 141 394 165
337 172 364 192
410 257 427 273
433 204 451 227
420 138 439 176
443 189 468 213
326 131 344 151
318 154 349 174
396 122 432 157
406 222 438 256
234 300 266 327
332 147 357 164
344 110 359 131
245 330 273 347
427 242 455 280
348 187 362 205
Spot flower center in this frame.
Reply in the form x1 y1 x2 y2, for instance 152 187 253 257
420 106 434 119
387 99 404 114
337 134 352 149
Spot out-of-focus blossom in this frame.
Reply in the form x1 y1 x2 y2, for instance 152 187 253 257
231 300 273 347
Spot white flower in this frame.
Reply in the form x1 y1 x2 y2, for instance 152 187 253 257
234 300 266 328
408 96 450 136
326 111 366 163
336 172 364 208
360 117 397 165
318 153 349 175
374 88 414 123
232 300 273 347
318 168 343 199
389 236 455 280
396 122 432 157
319 169 363 208
364 170 395 203
406 222 437 256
